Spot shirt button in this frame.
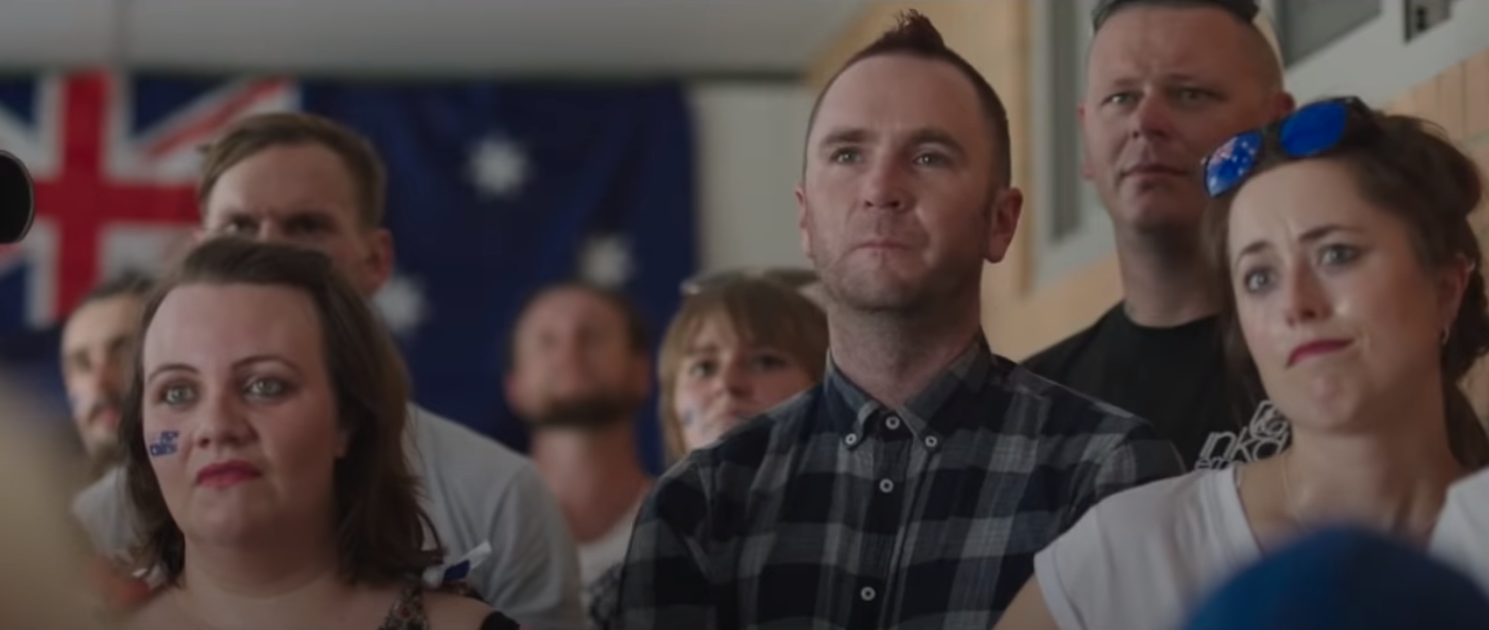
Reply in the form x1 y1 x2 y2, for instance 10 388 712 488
878 479 894 494
844 433 859 446
860 586 877 602
925 435 939 449
885 415 902 431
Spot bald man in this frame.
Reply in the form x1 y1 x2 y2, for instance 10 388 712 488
1022 0 1296 470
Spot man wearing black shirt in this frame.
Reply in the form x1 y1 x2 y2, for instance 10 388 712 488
1023 0 1295 468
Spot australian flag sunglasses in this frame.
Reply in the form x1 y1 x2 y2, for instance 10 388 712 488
1202 96 1375 199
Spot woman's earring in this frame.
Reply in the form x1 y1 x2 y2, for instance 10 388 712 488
1442 327 1451 347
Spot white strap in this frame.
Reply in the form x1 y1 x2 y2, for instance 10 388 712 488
421 540 492 587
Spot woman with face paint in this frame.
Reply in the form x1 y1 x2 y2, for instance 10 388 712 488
997 97 1489 630
113 238 514 630
657 275 829 463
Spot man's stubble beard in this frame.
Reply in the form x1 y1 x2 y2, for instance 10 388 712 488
806 212 927 315
1113 178 1208 243
813 241 985 319
527 392 646 432
819 263 929 315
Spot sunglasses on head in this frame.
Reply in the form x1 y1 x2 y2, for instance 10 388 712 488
1202 96 1375 199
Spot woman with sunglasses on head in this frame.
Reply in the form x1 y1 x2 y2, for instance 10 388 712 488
994 96 1489 630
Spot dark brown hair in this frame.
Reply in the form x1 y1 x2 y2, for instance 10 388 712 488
1204 101 1489 468
73 270 154 313
657 278 828 462
806 10 1013 186
197 112 387 229
119 237 442 585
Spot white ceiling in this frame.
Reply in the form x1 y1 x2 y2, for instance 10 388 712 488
0 0 869 78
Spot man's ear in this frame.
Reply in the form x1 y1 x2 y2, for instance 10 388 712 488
360 228 395 295
504 371 530 420
1077 102 1094 181
1272 91 1298 120
984 187 1024 264
796 185 814 262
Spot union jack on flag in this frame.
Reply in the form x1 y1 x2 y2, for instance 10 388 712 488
0 71 699 472
0 70 296 331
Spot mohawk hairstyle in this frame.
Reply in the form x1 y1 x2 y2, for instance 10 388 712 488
849 9 951 59
1086 0 1282 91
805 9 1013 186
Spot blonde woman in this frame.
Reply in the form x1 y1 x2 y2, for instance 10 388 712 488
657 276 828 462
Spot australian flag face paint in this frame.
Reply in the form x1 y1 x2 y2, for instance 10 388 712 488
147 430 180 458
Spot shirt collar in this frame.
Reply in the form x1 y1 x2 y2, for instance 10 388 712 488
824 333 998 445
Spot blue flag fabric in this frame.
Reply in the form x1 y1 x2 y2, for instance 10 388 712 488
302 81 696 472
0 71 697 473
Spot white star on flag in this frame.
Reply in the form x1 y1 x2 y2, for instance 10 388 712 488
373 271 428 338
468 135 529 199
579 234 635 289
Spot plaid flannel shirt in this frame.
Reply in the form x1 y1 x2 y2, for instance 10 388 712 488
615 335 1184 630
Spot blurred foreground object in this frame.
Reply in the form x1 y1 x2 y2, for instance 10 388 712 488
0 151 34 244
1184 526 1489 630
0 379 111 628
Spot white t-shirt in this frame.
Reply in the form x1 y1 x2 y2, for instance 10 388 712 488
72 403 586 630
576 488 648 629
577 488 646 602
1034 467 1262 630
1428 468 1489 593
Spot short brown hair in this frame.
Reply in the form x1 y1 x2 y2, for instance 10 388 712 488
197 112 387 229
657 278 828 462
806 10 1013 187
1204 101 1489 467
119 237 441 585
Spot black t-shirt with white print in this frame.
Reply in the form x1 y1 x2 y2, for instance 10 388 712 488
1023 303 1288 470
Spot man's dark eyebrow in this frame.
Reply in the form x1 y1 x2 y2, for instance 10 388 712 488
907 128 967 159
818 127 870 148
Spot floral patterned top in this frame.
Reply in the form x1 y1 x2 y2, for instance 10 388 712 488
377 582 519 630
